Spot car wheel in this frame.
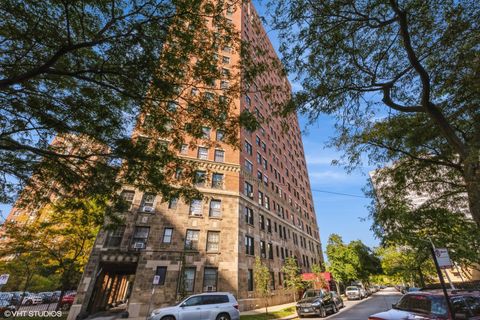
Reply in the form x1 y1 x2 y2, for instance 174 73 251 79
332 304 338 314
25 300 32 305
160 316 175 320
318 307 327 318
215 313 230 320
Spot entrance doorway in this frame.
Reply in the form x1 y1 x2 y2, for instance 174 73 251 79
87 262 137 314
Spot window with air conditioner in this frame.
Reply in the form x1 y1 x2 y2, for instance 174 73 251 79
203 268 218 292
140 193 155 212
132 226 149 249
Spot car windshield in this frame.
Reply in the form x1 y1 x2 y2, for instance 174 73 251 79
346 286 359 291
303 290 323 298
394 294 447 316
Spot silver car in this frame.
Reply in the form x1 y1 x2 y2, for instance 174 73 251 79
149 292 240 320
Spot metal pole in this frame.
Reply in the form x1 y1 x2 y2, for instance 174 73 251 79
443 269 456 290
429 243 455 320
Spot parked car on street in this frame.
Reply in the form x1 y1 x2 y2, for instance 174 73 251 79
331 291 345 309
149 292 239 320
346 286 363 300
368 290 480 320
0 299 16 315
59 293 76 311
0 293 13 305
38 292 59 303
296 289 338 318
22 293 43 305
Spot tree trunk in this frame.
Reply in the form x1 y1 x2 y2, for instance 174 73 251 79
464 160 480 226
417 267 425 288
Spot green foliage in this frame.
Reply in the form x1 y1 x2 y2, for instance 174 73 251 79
0 0 260 210
326 234 381 285
281 257 304 301
371 198 480 270
0 197 106 291
253 257 271 315
268 0 480 225
376 246 436 287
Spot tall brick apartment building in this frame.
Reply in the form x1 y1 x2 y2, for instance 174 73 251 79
69 2 323 319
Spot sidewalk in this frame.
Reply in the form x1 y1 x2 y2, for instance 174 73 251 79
240 301 298 319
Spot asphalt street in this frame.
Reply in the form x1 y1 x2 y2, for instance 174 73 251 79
302 287 402 320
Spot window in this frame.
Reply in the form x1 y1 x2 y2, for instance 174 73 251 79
255 135 261 146
202 127 211 139
258 191 264 206
266 218 272 233
270 271 275 290
132 226 150 248
203 268 218 292
183 267 196 292
244 140 253 155
268 243 273 259
180 144 188 154
105 225 125 247
216 130 225 141
140 193 155 212
194 171 206 186
214 150 225 162
257 170 263 181
198 147 208 160
222 56 230 64
206 231 220 252
244 160 253 173
259 214 265 230
244 182 253 198
189 199 202 216
261 141 266 152
168 197 178 209
211 173 224 188
245 236 254 255
265 196 270 210
244 206 254 225
220 80 229 89
120 190 135 210
247 269 254 291
162 228 173 243
185 230 200 250
155 266 167 286
222 46 232 53
209 200 221 217
260 240 266 258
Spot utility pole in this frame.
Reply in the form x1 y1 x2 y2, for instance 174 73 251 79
429 242 455 320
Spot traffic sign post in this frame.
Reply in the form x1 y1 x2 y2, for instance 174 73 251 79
0 274 9 285
429 244 455 320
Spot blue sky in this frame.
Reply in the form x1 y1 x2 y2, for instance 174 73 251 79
253 0 379 250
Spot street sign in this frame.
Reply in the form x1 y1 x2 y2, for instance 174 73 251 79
434 248 453 269
0 274 9 285
153 275 160 285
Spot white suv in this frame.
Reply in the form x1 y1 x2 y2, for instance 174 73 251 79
149 292 240 320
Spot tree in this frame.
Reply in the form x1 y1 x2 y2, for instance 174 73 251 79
281 256 304 302
0 0 258 208
253 257 271 315
0 197 106 306
326 234 381 286
376 246 436 287
371 198 480 272
268 0 480 225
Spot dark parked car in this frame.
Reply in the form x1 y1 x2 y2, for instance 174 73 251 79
331 291 344 309
38 292 60 303
369 290 480 320
296 289 338 318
